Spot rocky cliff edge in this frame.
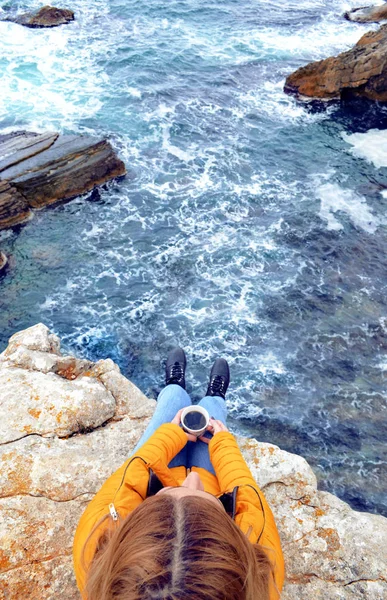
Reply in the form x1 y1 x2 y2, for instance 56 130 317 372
0 324 386 599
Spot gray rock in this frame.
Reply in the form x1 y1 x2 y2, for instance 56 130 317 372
0 416 150 501
345 3 387 23
0 131 58 172
0 131 126 230
0 367 116 442
0 322 61 356
1 324 386 599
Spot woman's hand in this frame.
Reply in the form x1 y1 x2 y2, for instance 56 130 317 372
198 418 229 444
171 409 199 442
171 411 229 444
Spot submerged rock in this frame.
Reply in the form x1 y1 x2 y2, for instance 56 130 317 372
0 323 386 599
0 250 7 273
345 3 387 23
7 5 75 28
0 131 126 230
284 24 387 101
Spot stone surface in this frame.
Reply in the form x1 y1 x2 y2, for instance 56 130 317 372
6 5 75 28
1 324 386 599
345 3 387 23
0 368 117 443
0 323 60 356
0 131 126 230
0 179 32 229
284 24 387 101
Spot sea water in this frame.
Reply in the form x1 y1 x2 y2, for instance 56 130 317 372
0 0 386 515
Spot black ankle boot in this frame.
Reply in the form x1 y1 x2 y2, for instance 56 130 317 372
206 358 230 399
165 347 186 389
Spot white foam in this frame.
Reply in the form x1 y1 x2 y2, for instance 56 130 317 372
126 87 142 98
343 130 387 169
83 224 104 237
256 352 285 376
0 1 119 130
256 11 371 61
317 182 379 233
377 359 387 372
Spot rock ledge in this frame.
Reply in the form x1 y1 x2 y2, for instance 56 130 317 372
284 24 387 101
0 131 126 230
0 324 386 599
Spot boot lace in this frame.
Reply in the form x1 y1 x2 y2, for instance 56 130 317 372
168 362 183 381
210 375 225 395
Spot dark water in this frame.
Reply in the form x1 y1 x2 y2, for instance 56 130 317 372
0 0 386 515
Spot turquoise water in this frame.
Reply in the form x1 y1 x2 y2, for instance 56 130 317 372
0 0 386 515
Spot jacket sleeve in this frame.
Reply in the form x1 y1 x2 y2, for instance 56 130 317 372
73 423 188 597
209 431 285 594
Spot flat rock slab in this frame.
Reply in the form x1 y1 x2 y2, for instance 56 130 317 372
0 130 126 230
284 24 387 101
345 3 387 23
5 5 75 28
1 323 387 599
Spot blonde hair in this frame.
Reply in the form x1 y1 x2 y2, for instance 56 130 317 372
85 493 273 600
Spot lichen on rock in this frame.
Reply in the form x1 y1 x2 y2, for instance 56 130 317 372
0 324 386 599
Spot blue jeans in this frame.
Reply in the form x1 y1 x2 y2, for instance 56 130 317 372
132 385 227 475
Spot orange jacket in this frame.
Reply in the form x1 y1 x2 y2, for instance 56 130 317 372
73 423 285 598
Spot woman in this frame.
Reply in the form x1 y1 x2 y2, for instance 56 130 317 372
73 349 285 599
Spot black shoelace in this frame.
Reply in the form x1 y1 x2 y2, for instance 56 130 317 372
210 375 225 394
168 363 184 380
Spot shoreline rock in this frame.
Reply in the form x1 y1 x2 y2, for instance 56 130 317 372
284 24 387 101
0 131 126 230
1 324 386 599
345 3 387 23
5 5 75 28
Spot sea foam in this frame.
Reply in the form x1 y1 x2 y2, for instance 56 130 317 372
317 182 380 233
343 130 387 169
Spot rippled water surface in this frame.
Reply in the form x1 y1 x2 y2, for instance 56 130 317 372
0 0 386 515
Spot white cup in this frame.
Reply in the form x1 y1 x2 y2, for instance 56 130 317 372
181 406 210 437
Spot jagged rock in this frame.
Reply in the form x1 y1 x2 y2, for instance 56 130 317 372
89 360 156 419
1 324 386 599
0 250 7 273
6 5 75 28
345 3 387 23
0 131 126 230
0 368 117 443
0 323 61 356
284 24 387 101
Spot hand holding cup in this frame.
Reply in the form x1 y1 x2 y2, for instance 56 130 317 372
171 408 228 443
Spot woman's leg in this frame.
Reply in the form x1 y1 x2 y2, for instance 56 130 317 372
132 384 191 467
188 395 228 475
